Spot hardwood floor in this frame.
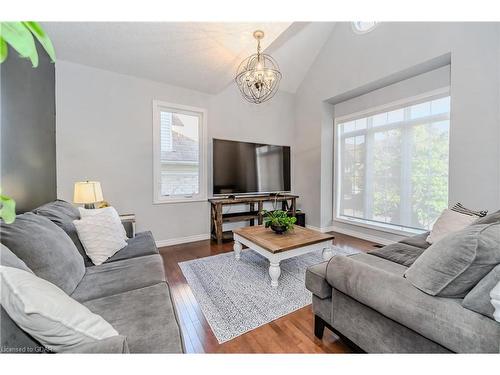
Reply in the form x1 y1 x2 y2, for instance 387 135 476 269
159 232 377 353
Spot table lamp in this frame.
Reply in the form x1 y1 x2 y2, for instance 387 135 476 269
73 181 103 209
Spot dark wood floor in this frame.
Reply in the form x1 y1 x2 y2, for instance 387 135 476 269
159 232 377 353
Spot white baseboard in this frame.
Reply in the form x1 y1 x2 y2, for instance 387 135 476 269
155 233 211 248
306 224 394 245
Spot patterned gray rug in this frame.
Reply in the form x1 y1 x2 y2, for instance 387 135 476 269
179 246 359 343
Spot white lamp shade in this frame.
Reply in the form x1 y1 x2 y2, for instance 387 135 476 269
73 181 104 204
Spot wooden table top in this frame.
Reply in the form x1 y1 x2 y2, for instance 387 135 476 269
232 225 334 254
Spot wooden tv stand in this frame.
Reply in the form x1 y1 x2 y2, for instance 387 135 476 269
209 194 299 245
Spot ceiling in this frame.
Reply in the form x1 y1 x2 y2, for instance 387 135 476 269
41 22 335 95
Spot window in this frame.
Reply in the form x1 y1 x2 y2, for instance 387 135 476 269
335 90 450 232
153 101 207 203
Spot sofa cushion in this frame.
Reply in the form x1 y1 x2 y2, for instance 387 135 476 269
462 264 500 319
83 283 183 353
0 213 85 295
369 242 425 267
305 261 330 299
326 254 500 353
71 254 166 302
104 231 158 264
0 244 44 353
399 232 431 249
61 335 129 353
405 223 500 298
0 244 32 273
474 209 500 225
32 200 93 266
1 266 118 353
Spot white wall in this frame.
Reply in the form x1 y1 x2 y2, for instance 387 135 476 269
294 22 500 242
55 61 295 244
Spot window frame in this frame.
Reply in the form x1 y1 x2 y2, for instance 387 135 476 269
152 100 207 204
333 87 451 236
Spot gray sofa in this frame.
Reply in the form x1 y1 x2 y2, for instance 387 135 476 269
306 222 500 353
0 200 183 353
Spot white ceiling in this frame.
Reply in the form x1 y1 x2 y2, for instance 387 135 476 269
41 22 335 95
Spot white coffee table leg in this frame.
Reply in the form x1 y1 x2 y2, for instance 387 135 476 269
322 245 334 261
233 241 242 260
269 261 281 288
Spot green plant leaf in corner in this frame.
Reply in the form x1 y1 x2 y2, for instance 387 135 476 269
22 21 56 62
0 194 16 224
0 36 8 63
0 22 38 67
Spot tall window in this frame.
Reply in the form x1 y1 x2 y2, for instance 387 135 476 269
153 101 206 203
335 91 450 232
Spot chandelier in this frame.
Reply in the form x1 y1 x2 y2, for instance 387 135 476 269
235 30 282 104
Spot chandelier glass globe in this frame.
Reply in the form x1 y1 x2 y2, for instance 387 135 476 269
235 30 282 104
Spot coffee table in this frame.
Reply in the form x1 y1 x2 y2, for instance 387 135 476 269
232 225 335 287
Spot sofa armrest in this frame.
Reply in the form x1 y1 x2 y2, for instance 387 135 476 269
60 335 129 353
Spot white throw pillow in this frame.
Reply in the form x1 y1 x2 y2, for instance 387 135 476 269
0 265 118 352
426 208 477 244
73 213 128 265
78 206 127 240
490 281 500 323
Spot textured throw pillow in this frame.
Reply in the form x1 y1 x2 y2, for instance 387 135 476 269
73 212 128 265
0 213 85 295
0 265 118 352
491 282 500 322
462 264 500 319
405 223 500 298
426 209 477 244
78 207 127 240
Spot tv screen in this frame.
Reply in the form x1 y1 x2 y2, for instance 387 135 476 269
213 139 291 195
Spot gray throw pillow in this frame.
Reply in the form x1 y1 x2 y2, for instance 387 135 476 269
462 264 500 319
368 242 425 267
404 223 500 298
473 209 500 225
0 213 85 295
32 200 93 266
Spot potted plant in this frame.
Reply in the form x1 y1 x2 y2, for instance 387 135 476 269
261 209 297 234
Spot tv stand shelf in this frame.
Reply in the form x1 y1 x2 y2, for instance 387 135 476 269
209 194 298 245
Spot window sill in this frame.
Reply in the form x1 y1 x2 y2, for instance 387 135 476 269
334 216 426 237
153 197 208 205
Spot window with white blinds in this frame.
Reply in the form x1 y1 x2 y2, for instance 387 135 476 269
153 101 207 203
335 90 451 232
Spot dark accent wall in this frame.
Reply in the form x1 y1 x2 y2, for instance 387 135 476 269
1 45 56 212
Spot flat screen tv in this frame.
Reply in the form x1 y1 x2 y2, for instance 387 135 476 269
212 138 291 195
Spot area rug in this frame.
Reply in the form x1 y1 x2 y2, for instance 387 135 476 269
178 246 360 343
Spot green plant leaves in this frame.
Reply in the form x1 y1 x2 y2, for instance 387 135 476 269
0 22 38 67
0 36 8 63
0 192 16 224
22 21 56 62
262 209 296 232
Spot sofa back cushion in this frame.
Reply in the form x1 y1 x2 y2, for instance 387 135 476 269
405 223 500 298
33 200 93 266
462 264 500 319
0 213 85 295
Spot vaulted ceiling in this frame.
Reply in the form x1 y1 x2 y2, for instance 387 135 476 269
41 22 335 95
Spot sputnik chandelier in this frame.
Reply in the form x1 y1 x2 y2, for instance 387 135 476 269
235 30 282 104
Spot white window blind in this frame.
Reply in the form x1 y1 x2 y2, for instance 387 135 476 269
335 91 451 231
